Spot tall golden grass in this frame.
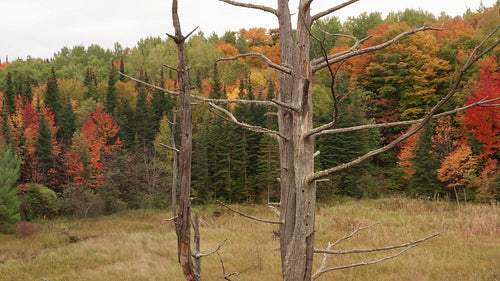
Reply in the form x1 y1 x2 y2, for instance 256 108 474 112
0 198 498 280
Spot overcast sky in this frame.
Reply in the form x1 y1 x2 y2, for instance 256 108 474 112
1 0 495 60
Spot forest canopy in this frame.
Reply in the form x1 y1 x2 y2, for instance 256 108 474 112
0 4 499 229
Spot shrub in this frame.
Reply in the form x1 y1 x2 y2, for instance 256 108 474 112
58 188 106 218
19 183 59 221
14 221 35 236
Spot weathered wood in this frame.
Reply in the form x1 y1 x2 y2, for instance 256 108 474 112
170 0 197 280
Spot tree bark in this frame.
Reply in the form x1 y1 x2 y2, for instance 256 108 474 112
171 0 197 280
277 1 316 280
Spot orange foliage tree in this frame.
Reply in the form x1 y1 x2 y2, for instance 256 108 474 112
437 143 479 191
65 105 122 188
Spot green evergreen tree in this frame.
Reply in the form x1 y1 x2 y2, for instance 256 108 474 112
57 94 76 147
119 57 126 82
23 73 33 104
84 68 98 100
105 63 118 115
45 68 61 118
4 72 15 114
0 138 21 233
408 123 442 197
135 69 156 147
35 114 54 187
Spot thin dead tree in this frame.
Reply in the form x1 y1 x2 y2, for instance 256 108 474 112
215 1 500 280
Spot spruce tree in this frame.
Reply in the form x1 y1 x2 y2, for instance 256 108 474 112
45 68 61 118
119 57 126 82
408 123 442 197
105 63 118 115
24 73 33 104
135 69 156 147
84 68 98 100
4 72 15 114
0 138 21 233
57 94 76 147
35 114 54 186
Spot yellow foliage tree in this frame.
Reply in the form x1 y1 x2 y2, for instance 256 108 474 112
437 143 479 190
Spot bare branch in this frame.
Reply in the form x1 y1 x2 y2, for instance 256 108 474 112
315 232 441 255
268 204 280 217
217 53 292 74
312 25 443 73
163 64 179 72
311 244 419 280
217 200 282 225
330 220 384 248
309 26 347 133
217 252 257 281
164 216 178 221
207 102 286 140
271 99 301 113
159 142 180 153
218 0 277 15
310 33 371 67
193 238 228 258
311 0 360 23
118 71 179 96
312 97 500 137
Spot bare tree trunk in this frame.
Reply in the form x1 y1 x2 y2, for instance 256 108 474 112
171 0 197 280
276 0 295 276
171 108 179 239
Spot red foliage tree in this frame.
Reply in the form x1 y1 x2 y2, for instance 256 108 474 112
463 57 500 159
65 105 122 188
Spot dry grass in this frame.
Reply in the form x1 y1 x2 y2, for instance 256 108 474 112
0 198 498 281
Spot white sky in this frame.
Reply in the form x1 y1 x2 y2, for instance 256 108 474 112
0 0 495 60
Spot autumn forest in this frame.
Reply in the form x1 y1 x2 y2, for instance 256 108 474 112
1 4 500 232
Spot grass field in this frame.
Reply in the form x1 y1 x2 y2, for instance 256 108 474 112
1 197 499 280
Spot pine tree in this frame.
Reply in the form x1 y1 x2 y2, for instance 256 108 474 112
0 138 21 233
35 114 54 186
408 123 442 196
24 74 33 104
105 63 118 115
135 69 156 147
45 68 61 118
4 72 15 114
84 68 98 100
57 94 76 147
119 57 126 82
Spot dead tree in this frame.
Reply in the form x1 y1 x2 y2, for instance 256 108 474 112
216 0 500 280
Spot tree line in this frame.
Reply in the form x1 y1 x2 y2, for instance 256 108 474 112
1 4 499 233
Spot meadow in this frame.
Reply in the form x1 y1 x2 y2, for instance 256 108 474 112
1 197 499 281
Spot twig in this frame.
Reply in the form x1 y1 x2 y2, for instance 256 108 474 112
207 102 285 140
217 200 282 225
217 251 257 281
193 238 228 258
118 71 179 95
217 53 292 74
314 232 441 254
218 0 277 15
159 142 180 153
331 220 384 248
312 244 419 280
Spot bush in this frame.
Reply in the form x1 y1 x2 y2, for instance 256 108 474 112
58 188 106 218
14 221 35 236
19 184 59 221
